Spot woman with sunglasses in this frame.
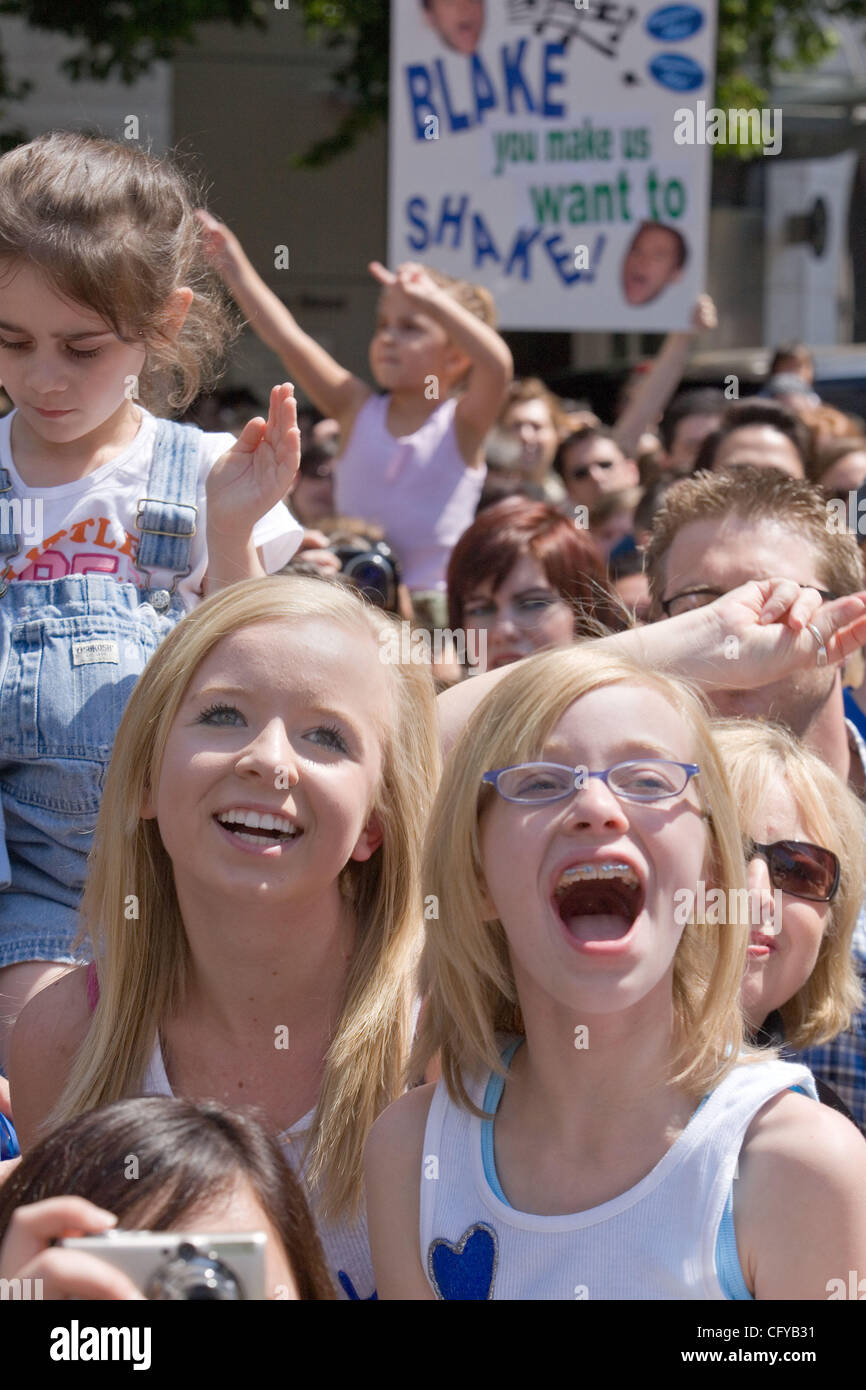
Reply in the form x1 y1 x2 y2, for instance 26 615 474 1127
714 720 865 1125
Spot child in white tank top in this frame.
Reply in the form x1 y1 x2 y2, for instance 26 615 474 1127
365 646 866 1299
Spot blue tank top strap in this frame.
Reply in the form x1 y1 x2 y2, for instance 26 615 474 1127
480 1037 524 1205
134 418 201 595
716 1184 753 1300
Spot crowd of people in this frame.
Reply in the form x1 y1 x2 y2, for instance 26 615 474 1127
0 130 865 1303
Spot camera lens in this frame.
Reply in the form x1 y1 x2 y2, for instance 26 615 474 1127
340 552 395 609
146 1242 244 1300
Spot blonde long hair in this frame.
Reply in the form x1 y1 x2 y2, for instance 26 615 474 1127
50 575 440 1218
412 646 764 1112
712 718 864 1049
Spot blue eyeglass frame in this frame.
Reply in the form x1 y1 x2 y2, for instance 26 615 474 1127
481 759 700 804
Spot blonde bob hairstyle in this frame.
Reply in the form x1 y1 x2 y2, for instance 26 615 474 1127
412 645 766 1114
712 718 865 1049
49 574 440 1219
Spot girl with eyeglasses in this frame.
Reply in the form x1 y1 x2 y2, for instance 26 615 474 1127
365 647 866 1299
446 496 622 675
713 719 865 1126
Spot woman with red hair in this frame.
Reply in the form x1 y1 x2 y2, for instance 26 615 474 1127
447 496 621 674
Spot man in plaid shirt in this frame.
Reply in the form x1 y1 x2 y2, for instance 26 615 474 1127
793 718 866 1128
645 465 866 1128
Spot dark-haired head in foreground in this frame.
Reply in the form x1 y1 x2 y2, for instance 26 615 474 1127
0 1096 336 1299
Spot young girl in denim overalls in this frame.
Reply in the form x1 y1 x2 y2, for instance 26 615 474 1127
0 132 303 1067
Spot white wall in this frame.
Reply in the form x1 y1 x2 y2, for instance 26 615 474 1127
0 16 171 150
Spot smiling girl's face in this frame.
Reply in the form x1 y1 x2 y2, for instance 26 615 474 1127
369 284 464 396
740 772 832 1031
478 683 709 1018
143 619 391 913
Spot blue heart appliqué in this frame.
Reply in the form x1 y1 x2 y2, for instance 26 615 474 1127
428 1223 498 1300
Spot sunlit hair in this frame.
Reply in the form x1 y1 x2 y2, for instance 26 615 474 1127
0 131 236 413
423 265 497 329
411 646 765 1113
48 575 439 1219
644 466 866 609
0 1096 336 1300
712 718 864 1049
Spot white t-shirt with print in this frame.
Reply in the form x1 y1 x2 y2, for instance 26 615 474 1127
0 408 303 609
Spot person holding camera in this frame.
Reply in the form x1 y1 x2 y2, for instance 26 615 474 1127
0 1096 335 1299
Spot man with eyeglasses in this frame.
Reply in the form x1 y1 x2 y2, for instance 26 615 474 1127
645 464 866 1127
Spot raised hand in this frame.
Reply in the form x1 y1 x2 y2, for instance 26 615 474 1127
206 383 300 540
195 209 251 292
690 294 717 334
0 1197 144 1301
369 260 442 307
689 579 866 689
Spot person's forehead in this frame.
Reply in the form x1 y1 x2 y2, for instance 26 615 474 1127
506 398 550 425
663 516 824 591
493 550 550 592
635 227 676 252
749 772 808 838
567 436 622 463
720 425 796 455
550 683 689 752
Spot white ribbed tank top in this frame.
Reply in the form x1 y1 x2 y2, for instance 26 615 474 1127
420 1047 819 1300
142 1038 375 1301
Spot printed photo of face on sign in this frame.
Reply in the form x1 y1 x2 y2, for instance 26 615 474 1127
421 0 486 55
621 221 689 306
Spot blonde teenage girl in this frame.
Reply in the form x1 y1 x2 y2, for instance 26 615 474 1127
10 575 439 1299
366 647 866 1299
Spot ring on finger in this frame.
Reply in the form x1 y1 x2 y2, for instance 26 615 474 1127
807 622 829 667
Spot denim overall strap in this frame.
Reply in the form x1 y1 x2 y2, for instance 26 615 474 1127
135 418 200 606
0 467 19 597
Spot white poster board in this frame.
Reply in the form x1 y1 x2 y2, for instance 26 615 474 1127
389 1 718 331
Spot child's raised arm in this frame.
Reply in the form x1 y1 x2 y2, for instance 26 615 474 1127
612 294 717 460
196 210 371 429
369 261 513 463
204 382 301 593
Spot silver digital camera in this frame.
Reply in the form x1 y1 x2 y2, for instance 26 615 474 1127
58 1230 267 1300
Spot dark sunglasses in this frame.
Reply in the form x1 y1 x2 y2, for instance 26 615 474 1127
744 837 840 903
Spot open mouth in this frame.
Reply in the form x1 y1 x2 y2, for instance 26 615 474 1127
553 862 644 945
215 808 301 849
